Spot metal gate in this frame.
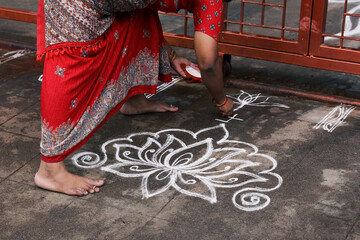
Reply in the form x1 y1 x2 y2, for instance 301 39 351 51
1 0 360 75
161 0 360 75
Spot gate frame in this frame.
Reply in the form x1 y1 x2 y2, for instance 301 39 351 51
0 1 360 106
309 0 360 63
163 0 360 76
1 1 360 75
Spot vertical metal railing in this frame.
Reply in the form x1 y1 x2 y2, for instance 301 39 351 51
1 1 360 75
226 0 294 37
1 1 360 105
318 0 360 48
310 0 360 65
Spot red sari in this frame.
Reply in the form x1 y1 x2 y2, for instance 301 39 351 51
38 0 222 163
39 9 172 162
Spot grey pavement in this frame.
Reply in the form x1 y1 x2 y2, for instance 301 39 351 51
0 45 360 240
1 1 360 239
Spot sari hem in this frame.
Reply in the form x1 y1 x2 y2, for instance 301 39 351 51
40 84 158 163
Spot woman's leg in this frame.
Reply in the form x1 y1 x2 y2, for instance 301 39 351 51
35 10 179 195
194 31 233 115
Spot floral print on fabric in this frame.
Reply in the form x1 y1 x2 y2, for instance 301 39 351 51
44 0 114 47
159 45 171 75
42 0 160 48
54 65 66 77
41 48 161 157
192 0 223 41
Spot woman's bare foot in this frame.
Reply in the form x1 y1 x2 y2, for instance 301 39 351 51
120 94 178 115
34 160 104 196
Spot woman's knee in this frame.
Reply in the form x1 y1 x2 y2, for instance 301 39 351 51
197 57 219 73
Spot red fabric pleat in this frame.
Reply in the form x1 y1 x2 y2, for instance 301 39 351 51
40 10 172 162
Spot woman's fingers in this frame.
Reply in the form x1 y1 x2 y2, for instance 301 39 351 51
219 98 234 116
172 57 193 77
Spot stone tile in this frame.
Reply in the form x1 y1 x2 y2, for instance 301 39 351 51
0 74 42 100
268 180 356 238
248 126 360 239
0 180 152 240
0 180 74 239
0 73 42 100
131 110 359 239
0 95 37 125
0 54 41 124
13 148 179 218
7 155 40 185
83 176 178 218
0 51 42 85
152 188 352 239
279 126 360 220
0 130 40 179
347 219 360 240
35 200 154 240
0 101 41 139
122 216 229 240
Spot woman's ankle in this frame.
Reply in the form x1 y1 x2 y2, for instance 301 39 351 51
38 161 66 178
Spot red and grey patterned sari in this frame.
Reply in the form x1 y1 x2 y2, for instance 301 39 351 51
37 0 223 162
38 1 172 162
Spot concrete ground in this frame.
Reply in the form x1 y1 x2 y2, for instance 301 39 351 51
0 45 359 240
1 1 360 239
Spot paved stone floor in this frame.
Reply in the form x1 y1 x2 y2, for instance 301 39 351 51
0 46 359 240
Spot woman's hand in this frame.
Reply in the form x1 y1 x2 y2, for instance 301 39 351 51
213 96 234 116
164 40 193 78
171 56 193 78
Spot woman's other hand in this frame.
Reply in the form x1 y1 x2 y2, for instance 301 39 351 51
171 57 193 78
213 96 234 116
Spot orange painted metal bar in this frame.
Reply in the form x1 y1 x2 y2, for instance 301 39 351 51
216 41 360 75
183 10 189 37
164 32 360 76
310 45 360 63
344 13 360 17
0 7 37 23
220 32 304 54
261 0 266 26
157 11 192 18
240 0 245 34
224 21 298 32
221 1 229 32
164 33 194 48
340 0 349 48
297 0 313 54
242 1 284 8
1 3 359 106
281 0 287 40
322 34 360 42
